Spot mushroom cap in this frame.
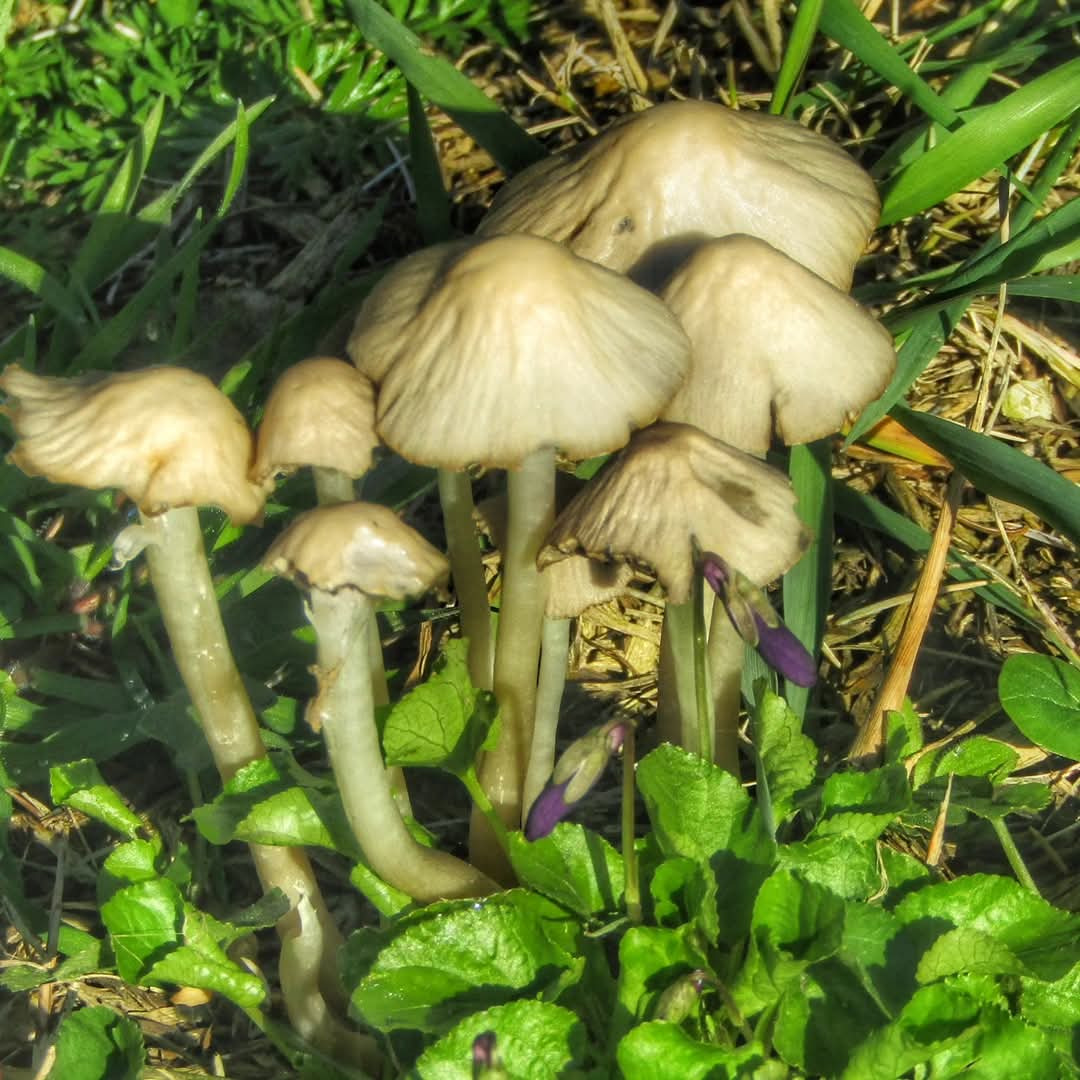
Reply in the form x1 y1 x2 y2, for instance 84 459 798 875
347 234 690 469
262 502 449 599
0 364 266 524
660 235 896 455
539 422 809 604
478 100 879 291
252 357 378 485
476 490 635 618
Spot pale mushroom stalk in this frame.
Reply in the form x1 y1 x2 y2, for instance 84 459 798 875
135 507 371 1067
306 587 496 900
312 466 355 506
437 469 493 691
707 602 745 776
523 614 572 817
658 595 715 762
479 449 555 840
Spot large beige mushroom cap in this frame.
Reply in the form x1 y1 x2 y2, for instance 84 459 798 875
540 422 809 604
478 100 879 291
263 502 448 600
252 357 379 485
0 365 266 524
661 235 896 456
347 234 690 469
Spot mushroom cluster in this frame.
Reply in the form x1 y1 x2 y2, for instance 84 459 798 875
0 96 895 1070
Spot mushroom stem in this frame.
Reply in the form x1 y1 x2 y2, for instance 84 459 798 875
523 615 571 818
707 601 745 777
137 506 364 1063
312 466 355 506
437 469 493 691
307 588 497 901
483 448 556 828
658 599 700 755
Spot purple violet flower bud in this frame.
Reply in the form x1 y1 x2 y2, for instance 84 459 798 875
472 1031 499 1078
700 550 816 688
524 718 632 841
524 779 572 841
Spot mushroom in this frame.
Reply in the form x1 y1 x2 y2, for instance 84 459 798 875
478 100 878 291
263 502 497 901
540 422 809 763
658 235 896 456
656 235 895 767
0 364 372 1067
252 356 407 811
347 234 690 868
252 355 379 505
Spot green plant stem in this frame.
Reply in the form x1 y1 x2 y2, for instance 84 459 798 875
523 616 571 818
692 573 714 766
137 507 369 1066
438 469 494 691
307 588 496 900
622 722 641 924
990 817 1041 896
707 601 745 778
462 767 510 851
472 448 555 877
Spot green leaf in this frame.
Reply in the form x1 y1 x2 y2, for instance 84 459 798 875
911 735 1019 789
381 638 498 778
52 1006 144 1080
613 926 710 1043
508 823 624 918
999 653 1080 761
343 0 544 174
892 404 1080 546
50 759 145 839
753 688 817 827
778 835 882 901
1020 960 1080 1028
813 763 911 841
880 59 1080 224
617 1022 771 1079
414 999 585 1079
893 874 1080 981
103 838 162 885
101 878 184 985
637 744 775 944
343 891 578 1034
916 927 1028 983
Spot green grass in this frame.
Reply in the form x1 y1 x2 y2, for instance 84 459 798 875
1 0 1079 1075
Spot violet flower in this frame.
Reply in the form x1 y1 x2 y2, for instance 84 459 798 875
472 1031 499 1077
700 551 817 688
524 718 631 840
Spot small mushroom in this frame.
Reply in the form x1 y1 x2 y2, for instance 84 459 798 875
252 356 379 504
348 234 690 864
541 422 809 763
0 364 368 1064
263 502 497 901
478 100 878 291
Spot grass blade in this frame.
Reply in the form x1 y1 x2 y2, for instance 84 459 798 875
879 58 1080 224
891 403 1080 545
770 0 824 117
0 248 89 333
407 83 454 244
820 0 961 128
344 0 544 174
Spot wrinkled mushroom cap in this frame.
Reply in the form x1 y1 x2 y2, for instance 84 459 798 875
476 490 635 617
539 422 809 604
478 100 879 291
252 357 378 485
661 235 896 455
0 365 266 524
263 502 448 599
347 234 690 469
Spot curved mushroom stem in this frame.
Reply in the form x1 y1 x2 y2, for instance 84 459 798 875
312 464 407 816
523 615 571 818
307 588 497 901
437 469 493 692
136 507 369 1066
471 447 555 877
